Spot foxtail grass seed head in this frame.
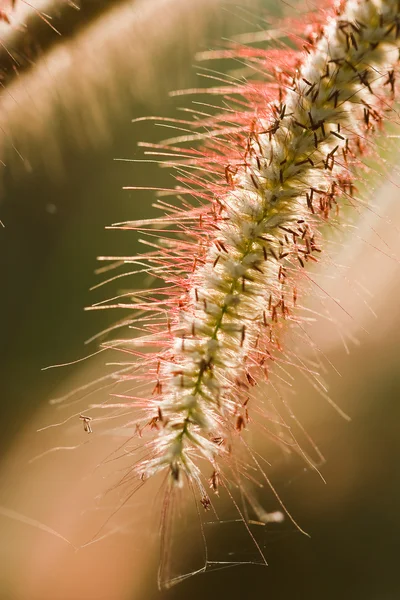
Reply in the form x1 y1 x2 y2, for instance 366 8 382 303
69 0 400 586
122 0 400 486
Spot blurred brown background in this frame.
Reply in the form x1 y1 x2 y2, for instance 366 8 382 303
0 1 400 599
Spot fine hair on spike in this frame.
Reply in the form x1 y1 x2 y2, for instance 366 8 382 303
54 0 400 589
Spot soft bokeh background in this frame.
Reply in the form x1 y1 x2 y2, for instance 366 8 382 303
1 1 400 599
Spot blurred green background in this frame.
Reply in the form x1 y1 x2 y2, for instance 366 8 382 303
0 1 400 599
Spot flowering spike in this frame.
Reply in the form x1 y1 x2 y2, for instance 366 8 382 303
86 0 400 562
121 0 400 487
